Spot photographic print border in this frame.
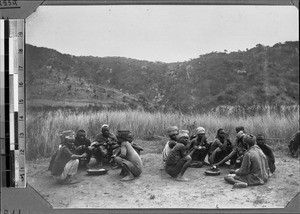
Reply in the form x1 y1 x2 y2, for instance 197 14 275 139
1 0 299 213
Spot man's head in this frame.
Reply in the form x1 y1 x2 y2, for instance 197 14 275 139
256 134 266 147
76 129 86 140
235 126 245 134
127 131 134 143
167 126 179 141
101 124 110 137
236 130 245 140
217 128 226 139
177 130 189 145
63 135 75 148
243 134 256 149
59 130 75 144
116 130 132 144
196 127 206 138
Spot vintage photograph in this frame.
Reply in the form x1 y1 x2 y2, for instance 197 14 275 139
25 5 299 208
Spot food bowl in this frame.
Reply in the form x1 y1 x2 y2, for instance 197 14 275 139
204 167 221 176
86 168 108 176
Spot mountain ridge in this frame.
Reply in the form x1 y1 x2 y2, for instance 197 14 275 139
26 41 299 113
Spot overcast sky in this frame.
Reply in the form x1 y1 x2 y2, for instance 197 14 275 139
26 5 298 63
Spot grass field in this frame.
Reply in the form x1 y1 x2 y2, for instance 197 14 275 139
26 106 299 160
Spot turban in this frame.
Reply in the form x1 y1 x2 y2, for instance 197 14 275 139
196 127 205 135
178 130 189 139
76 129 86 137
235 126 245 133
236 130 245 140
116 130 132 141
59 130 75 142
243 134 256 147
167 126 179 136
101 124 109 130
65 135 75 141
256 134 265 140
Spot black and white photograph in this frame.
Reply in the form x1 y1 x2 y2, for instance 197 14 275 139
24 4 299 209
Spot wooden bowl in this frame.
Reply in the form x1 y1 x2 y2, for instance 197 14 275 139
86 168 108 176
204 167 221 176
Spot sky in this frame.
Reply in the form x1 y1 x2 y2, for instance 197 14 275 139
26 5 299 63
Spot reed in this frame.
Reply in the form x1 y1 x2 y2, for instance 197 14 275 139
26 106 299 160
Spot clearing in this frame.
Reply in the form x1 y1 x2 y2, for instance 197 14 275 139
27 140 299 209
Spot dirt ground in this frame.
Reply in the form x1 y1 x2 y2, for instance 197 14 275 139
26 144 300 209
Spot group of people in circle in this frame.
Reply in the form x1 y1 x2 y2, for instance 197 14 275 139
49 125 144 183
48 123 275 188
162 126 275 188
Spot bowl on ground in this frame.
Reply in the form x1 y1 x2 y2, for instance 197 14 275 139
204 167 221 176
86 168 108 176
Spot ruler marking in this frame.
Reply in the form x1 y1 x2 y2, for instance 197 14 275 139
1 19 25 187
17 19 25 187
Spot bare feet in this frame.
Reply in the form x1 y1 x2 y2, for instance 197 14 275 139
176 176 190 182
60 175 80 185
64 179 80 185
120 174 134 181
232 182 248 188
119 168 127 176
112 165 120 170
229 169 236 174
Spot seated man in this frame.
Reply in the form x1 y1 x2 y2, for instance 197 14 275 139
162 126 179 167
50 133 87 184
187 127 211 168
256 134 276 173
112 130 143 181
92 124 118 166
74 129 93 167
224 134 270 188
127 132 143 155
110 131 142 169
288 131 300 158
165 130 192 181
49 130 76 171
208 129 233 165
212 130 247 169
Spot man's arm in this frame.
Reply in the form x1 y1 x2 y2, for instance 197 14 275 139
70 153 87 159
119 142 127 159
132 142 143 151
200 136 207 146
63 147 87 159
265 145 275 163
235 152 251 176
179 144 189 157
86 138 92 147
109 133 118 143
188 147 196 157
185 140 193 151
214 139 224 150
214 149 237 167
220 134 229 150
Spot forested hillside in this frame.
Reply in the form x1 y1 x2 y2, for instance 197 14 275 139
26 41 299 113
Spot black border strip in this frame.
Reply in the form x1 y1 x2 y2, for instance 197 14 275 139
14 111 18 150
4 19 10 188
41 0 295 6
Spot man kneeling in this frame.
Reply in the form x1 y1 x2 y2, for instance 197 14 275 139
51 133 87 184
165 131 192 181
112 130 142 181
224 134 270 188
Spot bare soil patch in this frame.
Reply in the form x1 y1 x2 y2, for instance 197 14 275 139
27 143 299 209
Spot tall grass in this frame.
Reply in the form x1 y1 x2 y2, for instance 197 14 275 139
26 106 299 160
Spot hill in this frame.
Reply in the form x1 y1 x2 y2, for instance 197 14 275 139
25 41 299 113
